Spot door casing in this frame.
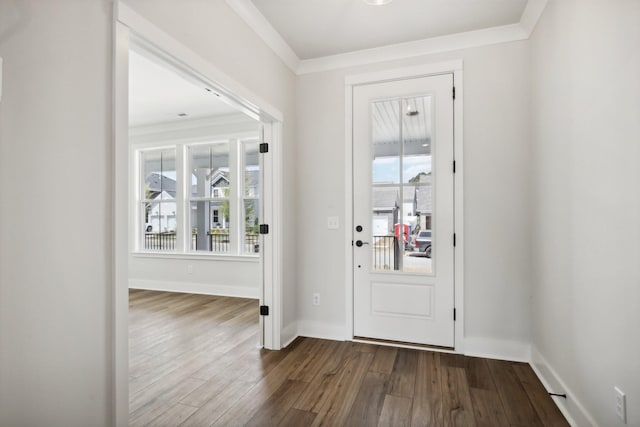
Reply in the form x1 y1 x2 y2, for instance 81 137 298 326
344 61 465 352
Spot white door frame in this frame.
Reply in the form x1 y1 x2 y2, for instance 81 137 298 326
344 61 465 352
113 3 284 425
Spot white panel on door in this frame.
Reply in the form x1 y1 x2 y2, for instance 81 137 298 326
371 282 434 319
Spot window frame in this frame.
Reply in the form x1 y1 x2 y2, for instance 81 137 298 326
137 146 179 253
187 140 233 254
241 139 262 254
133 133 261 258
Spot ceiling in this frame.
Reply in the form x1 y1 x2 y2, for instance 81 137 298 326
250 0 528 60
226 0 546 73
129 50 239 128
128 1 544 125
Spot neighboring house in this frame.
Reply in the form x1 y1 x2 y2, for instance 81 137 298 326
189 168 259 231
373 177 432 235
147 190 176 232
145 172 177 199
146 168 256 232
209 169 229 199
413 174 433 230
206 170 230 229
414 185 433 230
372 187 400 235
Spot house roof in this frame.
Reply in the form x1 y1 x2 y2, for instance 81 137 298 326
403 187 415 204
415 186 432 213
373 187 400 211
372 184 432 214
148 169 260 197
150 191 175 203
210 169 230 188
146 172 177 198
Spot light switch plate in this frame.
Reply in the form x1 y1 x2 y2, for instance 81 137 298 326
327 216 339 229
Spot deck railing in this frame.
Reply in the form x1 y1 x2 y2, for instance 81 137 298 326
372 235 400 271
144 232 260 253
144 232 177 251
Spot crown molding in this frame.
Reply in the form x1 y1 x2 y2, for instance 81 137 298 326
298 24 527 75
228 0 548 75
520 0 549 37
224 0 300 72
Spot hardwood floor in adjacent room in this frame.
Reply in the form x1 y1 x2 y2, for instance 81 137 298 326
129 290 568 427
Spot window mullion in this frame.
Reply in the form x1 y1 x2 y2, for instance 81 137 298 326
136 150 143 252
175 145 186 252
229 138 240 254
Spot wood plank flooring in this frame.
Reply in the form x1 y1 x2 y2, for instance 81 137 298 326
129 290 569 427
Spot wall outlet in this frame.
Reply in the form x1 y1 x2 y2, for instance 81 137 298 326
187 264 193 274
615 386 627 423
312 293 320 306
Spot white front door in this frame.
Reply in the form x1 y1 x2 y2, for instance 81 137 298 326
353 74 455 347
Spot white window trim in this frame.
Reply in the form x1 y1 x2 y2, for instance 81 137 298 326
133 136 261 258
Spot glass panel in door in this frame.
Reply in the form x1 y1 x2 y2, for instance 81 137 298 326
370 96 433 274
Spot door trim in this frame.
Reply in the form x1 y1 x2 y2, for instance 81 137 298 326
344 61 465 353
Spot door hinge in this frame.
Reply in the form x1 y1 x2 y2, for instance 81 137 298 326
259 142 269 153
260 305 269 316
259 224 269 234
453 233 457 247
453 160 456 173
453 308 457 321
453 86 456 100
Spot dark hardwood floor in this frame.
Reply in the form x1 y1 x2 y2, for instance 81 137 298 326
129 289 568 426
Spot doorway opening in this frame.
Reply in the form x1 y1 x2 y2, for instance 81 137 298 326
114 5 284 424
126 42 268 423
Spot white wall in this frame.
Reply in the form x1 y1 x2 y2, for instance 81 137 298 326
530 1 640 425
0 1 297 424
0 1 113 426
295 41 533 358
121 0 298 330
129 257 260 298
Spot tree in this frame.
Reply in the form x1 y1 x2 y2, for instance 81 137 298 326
220 187 230 227
409 171 430 183
216 172 259 233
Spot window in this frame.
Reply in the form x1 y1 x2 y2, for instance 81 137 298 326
136 138 260 256
140 148 177 251
189 142 231 253
243 141 260 253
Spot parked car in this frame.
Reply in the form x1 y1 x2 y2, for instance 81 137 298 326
412 230 432 258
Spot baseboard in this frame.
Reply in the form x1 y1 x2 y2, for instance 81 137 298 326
530 347 598 427
129 279 259 299
463 336 531 362
280 321 299 348
296 320 348 342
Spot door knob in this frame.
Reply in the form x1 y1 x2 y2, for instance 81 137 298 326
355 240 369 247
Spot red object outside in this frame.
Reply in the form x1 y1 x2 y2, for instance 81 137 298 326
394 223 410 243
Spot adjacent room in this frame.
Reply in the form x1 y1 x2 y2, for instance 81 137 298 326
126 44 270 424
